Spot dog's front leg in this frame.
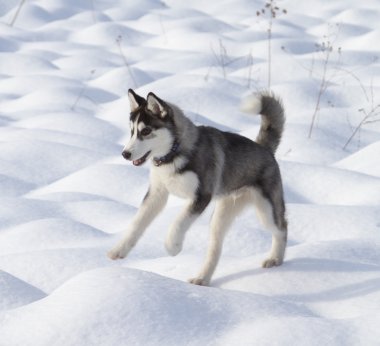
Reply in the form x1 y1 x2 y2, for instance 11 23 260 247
108 185 168 260
165 193 211 256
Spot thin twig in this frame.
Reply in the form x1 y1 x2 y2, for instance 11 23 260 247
308 46 331 138
246 50 254 89
343 116 366 150
210 39 239 79
267 20 272 89
335 66 369 102
71 69 96 111
158 15 168 44
343 102 380 149
256 1 287 89
90 0 97 24
9 0 26 27
116 35 138 88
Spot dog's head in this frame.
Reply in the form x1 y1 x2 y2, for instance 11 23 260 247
122 89 176 166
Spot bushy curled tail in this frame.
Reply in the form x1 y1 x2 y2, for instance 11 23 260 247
240 92 285 154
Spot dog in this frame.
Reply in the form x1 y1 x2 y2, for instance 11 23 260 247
108 89 287 286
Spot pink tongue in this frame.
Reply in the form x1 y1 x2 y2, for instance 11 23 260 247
133 160 140 166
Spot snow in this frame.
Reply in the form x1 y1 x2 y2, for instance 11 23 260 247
1 0 380 345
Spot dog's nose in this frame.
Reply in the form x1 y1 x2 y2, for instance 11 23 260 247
122 151 131 160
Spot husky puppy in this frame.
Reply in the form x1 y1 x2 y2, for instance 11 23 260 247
108 89 287 286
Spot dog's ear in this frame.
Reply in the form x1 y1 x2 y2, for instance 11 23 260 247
128 89 145 112
146 92 168 119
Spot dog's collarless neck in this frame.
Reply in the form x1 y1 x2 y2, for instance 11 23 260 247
153 140 180 166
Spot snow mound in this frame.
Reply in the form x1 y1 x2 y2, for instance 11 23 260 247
0 271 45 311
0 267 314 346
334 142 380 177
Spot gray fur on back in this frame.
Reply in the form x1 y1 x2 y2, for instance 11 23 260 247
168 92 286 230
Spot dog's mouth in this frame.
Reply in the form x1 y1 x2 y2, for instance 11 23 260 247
133 151 151 166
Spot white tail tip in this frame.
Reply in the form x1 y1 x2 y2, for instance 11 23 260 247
240 94 262 114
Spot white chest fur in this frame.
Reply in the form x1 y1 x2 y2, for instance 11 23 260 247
151 160 199 199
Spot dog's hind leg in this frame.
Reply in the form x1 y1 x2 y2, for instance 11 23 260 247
189 193 248 286
108 185 168 260
165 193 211 256
252 188 287 268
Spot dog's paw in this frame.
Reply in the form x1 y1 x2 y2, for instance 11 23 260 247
107 245 129 260
165 235 183 256
262 257 283 268
188 277 210 286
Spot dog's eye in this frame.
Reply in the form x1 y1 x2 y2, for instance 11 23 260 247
141 128 152 136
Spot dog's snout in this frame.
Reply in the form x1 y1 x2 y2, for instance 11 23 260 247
122 151 131 160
